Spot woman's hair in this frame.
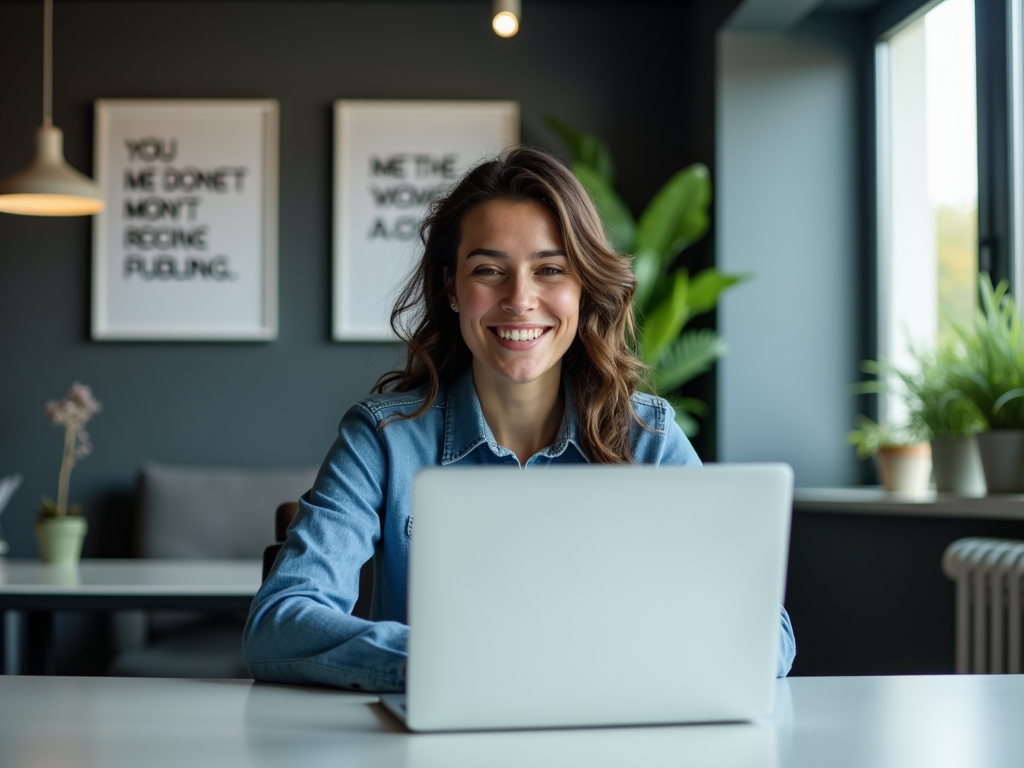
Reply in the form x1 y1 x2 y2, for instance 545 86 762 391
374 146 645 463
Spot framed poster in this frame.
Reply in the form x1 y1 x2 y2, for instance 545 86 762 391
92 99 279 340
333 100 519 341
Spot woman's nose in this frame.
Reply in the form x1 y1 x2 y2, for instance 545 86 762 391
502 271 537 315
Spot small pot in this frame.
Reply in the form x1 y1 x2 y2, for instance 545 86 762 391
35 515 88 566
875 443 932 494
976 429 1024 494
931 436 986 496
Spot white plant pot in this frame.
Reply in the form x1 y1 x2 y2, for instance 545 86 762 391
976 429 1024 494
875 444 932 494
931 436 986 496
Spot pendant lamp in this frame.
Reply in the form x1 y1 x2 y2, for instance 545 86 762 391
492 0 520 37
0 0 104 216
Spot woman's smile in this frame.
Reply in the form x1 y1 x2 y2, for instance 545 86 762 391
490 325 551 345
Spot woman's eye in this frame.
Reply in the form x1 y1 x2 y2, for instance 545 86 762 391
473 266 501 276
539 266 565 276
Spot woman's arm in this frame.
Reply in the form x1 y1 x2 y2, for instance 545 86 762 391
242 404 407 691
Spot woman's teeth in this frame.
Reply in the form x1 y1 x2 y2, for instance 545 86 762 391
497 328 544 341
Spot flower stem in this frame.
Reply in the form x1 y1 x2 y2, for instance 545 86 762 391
56 424 76 516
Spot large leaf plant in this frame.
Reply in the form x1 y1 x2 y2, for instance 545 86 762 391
546 116 748 434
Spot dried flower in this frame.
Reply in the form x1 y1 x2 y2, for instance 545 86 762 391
44 383 101 517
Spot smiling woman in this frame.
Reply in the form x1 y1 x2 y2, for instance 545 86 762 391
242 148 797 691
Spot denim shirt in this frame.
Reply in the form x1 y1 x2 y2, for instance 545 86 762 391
243 369 796 690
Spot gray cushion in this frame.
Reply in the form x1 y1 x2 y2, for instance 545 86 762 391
138 463 318 559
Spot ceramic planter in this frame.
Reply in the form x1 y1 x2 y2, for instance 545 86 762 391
34 515 88 566
875 443 932 494
931 436 987 496
976 429 1024 494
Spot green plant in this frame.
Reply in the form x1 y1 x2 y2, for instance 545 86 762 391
945 274 1024 430
846 416 925 460
856 342 985 441
545 116 748 434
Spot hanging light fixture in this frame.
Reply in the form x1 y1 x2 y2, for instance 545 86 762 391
0 0 104 216
492 0 520 38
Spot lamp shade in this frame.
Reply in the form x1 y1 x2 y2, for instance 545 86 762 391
0 124 104 216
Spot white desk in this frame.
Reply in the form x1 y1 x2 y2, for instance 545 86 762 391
1 674 1022 767
0 559 262 674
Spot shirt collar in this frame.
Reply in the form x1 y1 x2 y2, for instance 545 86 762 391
441 367 589 465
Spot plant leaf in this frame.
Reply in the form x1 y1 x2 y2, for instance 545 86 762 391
665 397 704 437
572 162 636 252
686 268 749 317
631 247 660 310
634 164 711 268
543 115 615 183
653 328 728 392
640 270 690 366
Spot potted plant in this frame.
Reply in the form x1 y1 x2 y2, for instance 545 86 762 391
38 383 101 565
858 343 986 496
946 275 1024 493
546 116 747 435
847 416 931 494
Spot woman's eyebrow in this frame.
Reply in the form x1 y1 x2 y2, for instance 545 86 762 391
465 248 567 259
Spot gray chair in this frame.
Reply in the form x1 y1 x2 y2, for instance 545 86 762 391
108 463 318 678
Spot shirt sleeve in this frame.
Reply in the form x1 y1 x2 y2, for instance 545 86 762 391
656 399 797 679
242 403 407 692
777 606 796 678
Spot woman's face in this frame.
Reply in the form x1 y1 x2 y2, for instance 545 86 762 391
451 198 582 389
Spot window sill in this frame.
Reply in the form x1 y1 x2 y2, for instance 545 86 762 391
794 487 1024 520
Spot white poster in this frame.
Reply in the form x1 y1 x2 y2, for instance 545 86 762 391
333 100 519 341
92 100 278 340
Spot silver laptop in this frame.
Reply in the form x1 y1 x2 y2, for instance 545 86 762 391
380 463 793 732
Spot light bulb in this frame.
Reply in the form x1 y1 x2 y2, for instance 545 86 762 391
492 11 519 37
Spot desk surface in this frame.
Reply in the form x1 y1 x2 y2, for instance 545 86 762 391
0 558 262 611
2 674 1022 768
0 558 262 595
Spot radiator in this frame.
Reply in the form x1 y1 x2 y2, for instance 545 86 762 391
942 537 1024 673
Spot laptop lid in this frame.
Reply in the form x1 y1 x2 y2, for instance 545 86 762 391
405 463 793 732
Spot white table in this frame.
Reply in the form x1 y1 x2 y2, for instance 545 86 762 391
0 559 262 674
1 674 1022 767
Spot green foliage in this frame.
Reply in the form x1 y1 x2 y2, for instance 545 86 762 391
846 416 925 461
855 345 986 441
38 497 82 518
852 274 1024 449
545 115 748 434
944 274 1024 430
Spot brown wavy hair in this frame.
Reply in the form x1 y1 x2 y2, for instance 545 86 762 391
374 146 645 463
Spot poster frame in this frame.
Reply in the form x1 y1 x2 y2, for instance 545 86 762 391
91 99 279 341
332 99 519 342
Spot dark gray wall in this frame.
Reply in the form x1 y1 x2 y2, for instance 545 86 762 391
0 1 735 559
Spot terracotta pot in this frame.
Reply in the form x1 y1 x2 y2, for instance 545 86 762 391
34 515 88 566
976 430 1024 494
875 443 932 494
931 436 986 496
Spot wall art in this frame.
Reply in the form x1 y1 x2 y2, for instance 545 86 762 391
333 100 518 341
92 99 278 340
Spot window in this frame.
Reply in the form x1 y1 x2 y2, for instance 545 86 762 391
876 0 978 422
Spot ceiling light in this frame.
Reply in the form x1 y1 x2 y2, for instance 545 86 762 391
492 0 520 38
0 0 104 216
